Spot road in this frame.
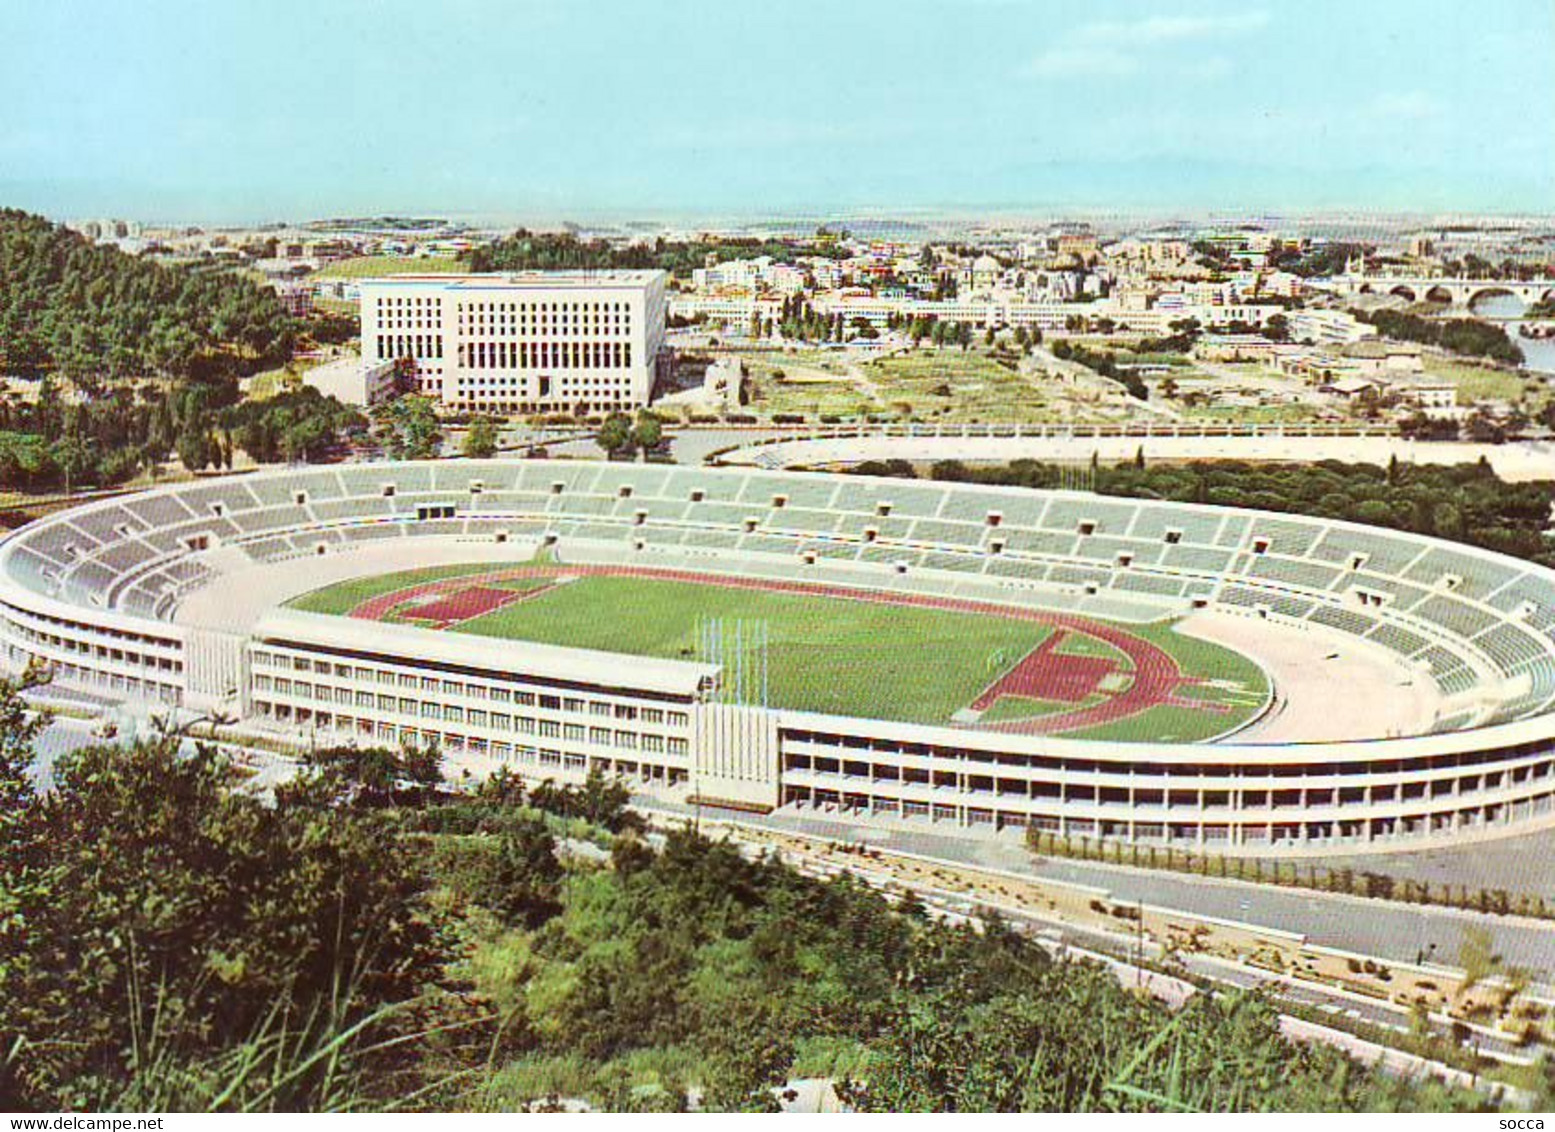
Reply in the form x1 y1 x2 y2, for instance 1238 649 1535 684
759 820 1535 1081
645 799 1555 980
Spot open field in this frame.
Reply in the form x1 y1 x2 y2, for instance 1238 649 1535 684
736 343 1151 425
312 255 465 279
455 574 1050 725
1421 356 1544 406
288 563 1269 737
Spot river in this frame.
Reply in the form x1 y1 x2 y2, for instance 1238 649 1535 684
1468 292 1555 375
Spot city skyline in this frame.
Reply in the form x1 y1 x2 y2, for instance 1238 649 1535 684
3 0 1553 224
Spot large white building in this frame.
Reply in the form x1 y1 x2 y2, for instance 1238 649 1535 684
360 271 668 414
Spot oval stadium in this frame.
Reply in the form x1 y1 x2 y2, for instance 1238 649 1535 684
3 459 1555 855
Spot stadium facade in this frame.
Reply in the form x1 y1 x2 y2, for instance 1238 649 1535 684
359 271 668 413
4 460 1555 854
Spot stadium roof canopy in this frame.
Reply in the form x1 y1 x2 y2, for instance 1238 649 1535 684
252 608 718 697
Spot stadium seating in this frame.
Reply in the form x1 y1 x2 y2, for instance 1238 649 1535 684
2 459 1552 734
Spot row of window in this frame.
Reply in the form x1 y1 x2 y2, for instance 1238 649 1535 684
253 708 690 785
454 300 633 314
782 729 1555 781
784 751 1554 805
2 613 182 673
376 334 444 360
253 695 691 758
250 649 688 726
456 340 633 371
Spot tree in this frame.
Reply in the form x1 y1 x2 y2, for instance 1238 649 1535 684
473 815 565 928
597 412 633 459
1 736 440 1110
463 415 499 459
371 394 443 459
629 411 663 458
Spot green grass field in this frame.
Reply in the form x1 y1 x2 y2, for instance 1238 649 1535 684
288 562 504 615
287 565 1270 736
313 255 465 279
451 575 1050 725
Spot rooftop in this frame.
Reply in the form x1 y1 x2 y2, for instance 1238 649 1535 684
252 607 716 697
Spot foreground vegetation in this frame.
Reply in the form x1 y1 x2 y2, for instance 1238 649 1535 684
0 671 1501 1111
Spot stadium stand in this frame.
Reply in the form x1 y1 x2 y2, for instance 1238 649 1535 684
3 460 1555 852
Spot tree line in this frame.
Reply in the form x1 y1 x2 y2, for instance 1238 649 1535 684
1355 308 1525 366
1050 340 1150 399
465 229 848 279
0 379 365 492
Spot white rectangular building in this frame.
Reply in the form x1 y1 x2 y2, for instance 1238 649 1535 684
360 270 668 414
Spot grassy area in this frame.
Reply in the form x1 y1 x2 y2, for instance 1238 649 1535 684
735 344 1142 425
1052 633 1130 664
313 255 465 280
1421 356 1541 406
390 576 557 621
289 565 1273 739
1068 703 1244 743
451 574 1050 725
979 694 1097 724
1130 620 1269 695
1178 404 1328 424
857 349 1054 424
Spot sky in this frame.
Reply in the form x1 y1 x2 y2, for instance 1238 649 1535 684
2 0 1553 225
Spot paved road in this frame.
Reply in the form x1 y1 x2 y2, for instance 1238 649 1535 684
651 801 1555 980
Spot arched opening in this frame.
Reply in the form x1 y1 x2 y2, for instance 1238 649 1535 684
1423 285 1454 306
1388 285 1418 303
1467 288 1524 317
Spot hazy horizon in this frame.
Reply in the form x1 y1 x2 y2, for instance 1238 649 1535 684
4 0 1553 226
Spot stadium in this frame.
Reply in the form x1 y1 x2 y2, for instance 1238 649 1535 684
3 459 1555 854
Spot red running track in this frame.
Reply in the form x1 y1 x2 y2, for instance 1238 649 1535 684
397 585 538 628
969 631 1118 711
344 563 1195 736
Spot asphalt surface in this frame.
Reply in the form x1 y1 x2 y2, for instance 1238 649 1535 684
649 800 1555 981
